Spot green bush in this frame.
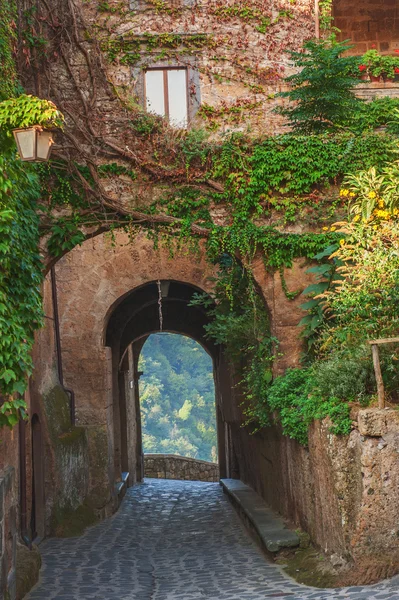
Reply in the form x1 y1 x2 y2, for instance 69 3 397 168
247 133 397 196
276 37 362 133
266 368 352 445
314 350 374 403
349 97 399 134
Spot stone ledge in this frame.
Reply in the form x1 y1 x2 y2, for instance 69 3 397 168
220 478 299 553
144 454 219 482
356 82 399 89
144 454 217 466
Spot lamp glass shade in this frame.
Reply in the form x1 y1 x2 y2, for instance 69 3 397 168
13 127 54 162
13 128 36 161
36 130 53 161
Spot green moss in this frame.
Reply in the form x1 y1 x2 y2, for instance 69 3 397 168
42 384 71 439
276 546 340 588
58 427 86 445
16 542 41 599
50 503 97 538
85 426 110 509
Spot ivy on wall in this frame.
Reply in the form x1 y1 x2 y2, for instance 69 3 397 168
0 0 44 428
0 0 18 101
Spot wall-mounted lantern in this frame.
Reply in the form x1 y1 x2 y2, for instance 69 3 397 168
12 126 54 162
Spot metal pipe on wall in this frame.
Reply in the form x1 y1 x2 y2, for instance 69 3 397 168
19 418 32 548
50 267 76 426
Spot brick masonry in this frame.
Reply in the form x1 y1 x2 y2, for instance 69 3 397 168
144 454 220 482
334 0 399 54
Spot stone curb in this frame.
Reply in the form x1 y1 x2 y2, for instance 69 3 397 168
220 478 299 553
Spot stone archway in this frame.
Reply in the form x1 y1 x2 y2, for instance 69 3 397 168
48 230 312 519
105 280 232 493
53 232 241 514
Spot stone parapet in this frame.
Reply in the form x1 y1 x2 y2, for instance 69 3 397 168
144 454 219 482
355 82 399 101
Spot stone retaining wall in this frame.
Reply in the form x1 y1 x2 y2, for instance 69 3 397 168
233 407 399 580
144 454 219 482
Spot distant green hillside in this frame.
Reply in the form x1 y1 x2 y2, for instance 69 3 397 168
139 333 217 462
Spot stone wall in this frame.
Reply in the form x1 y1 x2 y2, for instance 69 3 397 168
334 0 399 54
0 468 17 600
355 82 399 101
144 454 219 482
29 279 94 535
232 407 399 578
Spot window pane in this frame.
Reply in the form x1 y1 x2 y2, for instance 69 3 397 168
145 70 165 117
167 69 188 128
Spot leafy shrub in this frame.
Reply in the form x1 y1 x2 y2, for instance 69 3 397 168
314 350 374 403
180 128 210 168
130 110 162 136
247 133 397 196
299 243 343 356
349 97 399 134
266 368 352 445
276 37 362 133
0 94 64 132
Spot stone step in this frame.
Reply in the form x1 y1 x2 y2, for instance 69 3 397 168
220 478 299 553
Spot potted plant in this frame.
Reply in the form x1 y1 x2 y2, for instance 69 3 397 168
0 94 64 161
382 55 396 82
362 49 384 82
358 63 369 81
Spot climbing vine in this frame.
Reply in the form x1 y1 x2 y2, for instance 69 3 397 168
0 0 17 100
0 0 44 428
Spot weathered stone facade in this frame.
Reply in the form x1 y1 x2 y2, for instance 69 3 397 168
227 407 399 580
144 454 220 481
0 468 17 600
79 0 316 139
335 0 399 54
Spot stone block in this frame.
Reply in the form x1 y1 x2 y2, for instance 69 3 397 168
358 409 388 437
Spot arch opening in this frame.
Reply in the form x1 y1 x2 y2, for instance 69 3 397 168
105 280 233 491
139 332 218 464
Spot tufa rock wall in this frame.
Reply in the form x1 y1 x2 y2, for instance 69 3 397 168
230 406 399 579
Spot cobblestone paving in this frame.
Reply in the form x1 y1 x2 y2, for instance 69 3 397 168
27 479 399 600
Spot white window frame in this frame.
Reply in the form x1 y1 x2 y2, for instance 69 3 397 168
144 67 189 128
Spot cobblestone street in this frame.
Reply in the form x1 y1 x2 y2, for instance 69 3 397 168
27 479 399 600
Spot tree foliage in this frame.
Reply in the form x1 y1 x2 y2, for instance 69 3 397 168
277 37 362 133
139 334 217 462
